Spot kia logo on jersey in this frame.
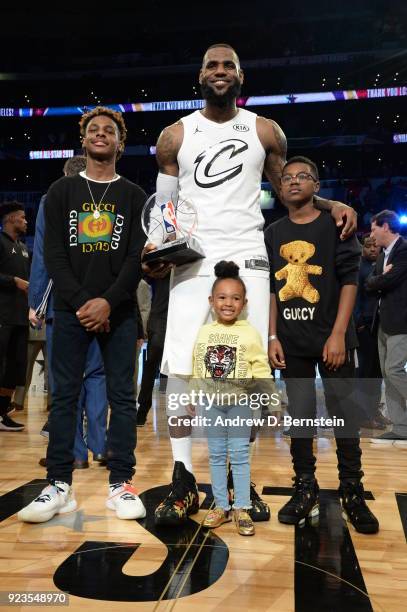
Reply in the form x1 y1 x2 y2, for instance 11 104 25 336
193 139 249 188
233 124 249 132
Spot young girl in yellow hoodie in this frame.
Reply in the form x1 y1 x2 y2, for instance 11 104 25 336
190 261 276 536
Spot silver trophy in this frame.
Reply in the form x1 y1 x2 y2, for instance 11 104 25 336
141 193 205 265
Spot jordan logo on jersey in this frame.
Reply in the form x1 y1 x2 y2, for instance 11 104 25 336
194 139 248 188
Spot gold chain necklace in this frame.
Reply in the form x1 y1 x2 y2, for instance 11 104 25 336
85 174 116 219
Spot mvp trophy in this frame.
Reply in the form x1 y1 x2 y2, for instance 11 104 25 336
141 193 205 265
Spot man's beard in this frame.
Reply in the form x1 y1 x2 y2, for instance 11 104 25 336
200 78 242 108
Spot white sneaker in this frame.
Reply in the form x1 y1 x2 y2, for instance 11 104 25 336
106 482 146 520
370 432 397 445
18 482 77 523
394 440 407 448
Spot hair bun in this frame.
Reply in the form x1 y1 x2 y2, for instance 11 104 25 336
214 260 240 279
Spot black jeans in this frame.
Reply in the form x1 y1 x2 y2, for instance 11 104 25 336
137 317 166 413
356 324 383 420
282 353 363 481
47 310 138 485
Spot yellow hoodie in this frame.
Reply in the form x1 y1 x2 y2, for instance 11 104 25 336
191 320 278 408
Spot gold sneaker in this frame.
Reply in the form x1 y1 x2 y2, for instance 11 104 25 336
203 507 231 529
234 509 255 536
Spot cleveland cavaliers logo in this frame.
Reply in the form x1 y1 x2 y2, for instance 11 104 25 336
194 139 248 188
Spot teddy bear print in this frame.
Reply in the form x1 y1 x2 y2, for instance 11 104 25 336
275 240 322 303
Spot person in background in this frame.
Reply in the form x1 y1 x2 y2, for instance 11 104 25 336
354 235 389 429
11 318 47 412
0 201 29 432
133 279 151 399
136 274 170 427
367 210 407 447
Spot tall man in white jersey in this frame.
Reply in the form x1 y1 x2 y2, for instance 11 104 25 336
144 43 357 526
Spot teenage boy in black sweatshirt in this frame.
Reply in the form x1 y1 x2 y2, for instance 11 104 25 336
265 156 379 534
19 107 147 523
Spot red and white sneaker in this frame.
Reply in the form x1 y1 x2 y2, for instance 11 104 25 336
106 482 146 520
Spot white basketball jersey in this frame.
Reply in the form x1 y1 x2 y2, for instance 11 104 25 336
177 108 267 275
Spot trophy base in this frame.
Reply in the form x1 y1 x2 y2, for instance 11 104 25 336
142 237 205 266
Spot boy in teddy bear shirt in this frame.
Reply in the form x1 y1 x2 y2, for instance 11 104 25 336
264 156 379 535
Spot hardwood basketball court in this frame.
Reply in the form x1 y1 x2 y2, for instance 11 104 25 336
0 391 406 612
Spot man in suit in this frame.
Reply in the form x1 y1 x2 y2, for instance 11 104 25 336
366 210 407 446
354 235 389 429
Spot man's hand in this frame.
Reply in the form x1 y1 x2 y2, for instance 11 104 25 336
268 338 286 369
29 307 42 329
141 243 173 279
14 277 29 294
322 331 346 370
330 202 357 240
76 298 111 332
383 263 393 274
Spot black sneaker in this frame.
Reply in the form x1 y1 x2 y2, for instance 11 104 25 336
248 482 271 522
40 421 49 438
339 480 379 534
93 453 107 466
0 415 24 431
6 402 16 415
226 465 270 522
278 475 319 525
154 461 200 526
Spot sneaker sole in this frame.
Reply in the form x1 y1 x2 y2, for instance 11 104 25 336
369 439 395 444
393 441 407 448
40 431 49 438
278 503 319 526
105 499 147 520
18 499 77 523
341 510 379 534
236 527 255 536
0 425 24 431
